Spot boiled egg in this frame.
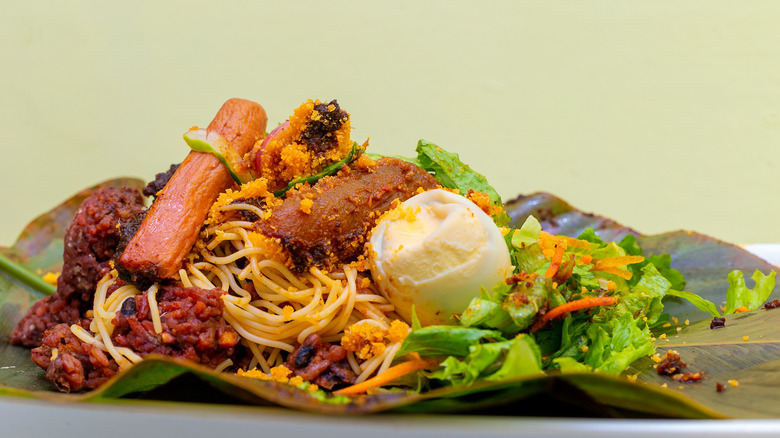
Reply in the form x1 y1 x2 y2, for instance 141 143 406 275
368 189 513 326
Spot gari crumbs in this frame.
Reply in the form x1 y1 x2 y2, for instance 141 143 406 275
42 272 59 285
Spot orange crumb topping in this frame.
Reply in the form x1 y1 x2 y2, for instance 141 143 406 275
206 177 278 225
255 99 354 191
300 198 314 214
42 272 60 285
341 320 410 360
238 366 319 392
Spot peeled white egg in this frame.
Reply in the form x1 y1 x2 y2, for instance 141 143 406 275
368 189 513 326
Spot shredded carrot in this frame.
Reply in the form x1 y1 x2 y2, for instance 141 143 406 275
557 235 590 249
592 266 633 280
592 255 645 269
544 241 567 278
541 296 618 322
538 231 557 258
580 254 593 265
333 358 433 396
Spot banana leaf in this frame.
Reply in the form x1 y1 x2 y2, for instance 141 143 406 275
0 183 778 418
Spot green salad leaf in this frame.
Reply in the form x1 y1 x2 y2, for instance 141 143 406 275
429 335 543 385
724 269 777 314
665 289 722 317
510 216 542 248
396 326 505 358
370 140 513 228
375 140 511 226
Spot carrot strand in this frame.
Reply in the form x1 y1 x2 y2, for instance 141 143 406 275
591 255 645 269
557 235 590 249
544 241 567 278
592 266 633 280
541 296 618 322
333 358 432 396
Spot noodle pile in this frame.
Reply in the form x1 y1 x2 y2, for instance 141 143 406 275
71 201 407 385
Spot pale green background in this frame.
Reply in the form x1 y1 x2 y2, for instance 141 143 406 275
1 1 778 246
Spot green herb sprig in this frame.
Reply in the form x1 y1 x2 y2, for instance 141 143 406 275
273 142 362 196
0 252 55 296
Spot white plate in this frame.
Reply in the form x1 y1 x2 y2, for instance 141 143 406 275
744 244 780 267
1 395 780 438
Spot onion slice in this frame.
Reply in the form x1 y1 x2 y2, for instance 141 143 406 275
183 128 250 184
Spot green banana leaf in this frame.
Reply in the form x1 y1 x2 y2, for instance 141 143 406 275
0 183 778 418
628 309 780 419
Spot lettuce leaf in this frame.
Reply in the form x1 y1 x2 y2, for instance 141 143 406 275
396 326 505 358
665 289 721 317
459 296 518 335
724 270 777 314
427 335 542 386
586 313 655 374
369 140 510 225
619 234 686 291
414 140 510 226
619 264 669 325
510 216 542 248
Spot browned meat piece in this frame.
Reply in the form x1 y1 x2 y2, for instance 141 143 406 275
11 187 145 347
656 350 705 383
31 282 243 392
143 163 180 198
286 333 356 390
118 98 268 287
656 350 686 375
31 323 120 392
764 299 780 309
299 100 349 155
709 316 726 329
259 156 439 270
